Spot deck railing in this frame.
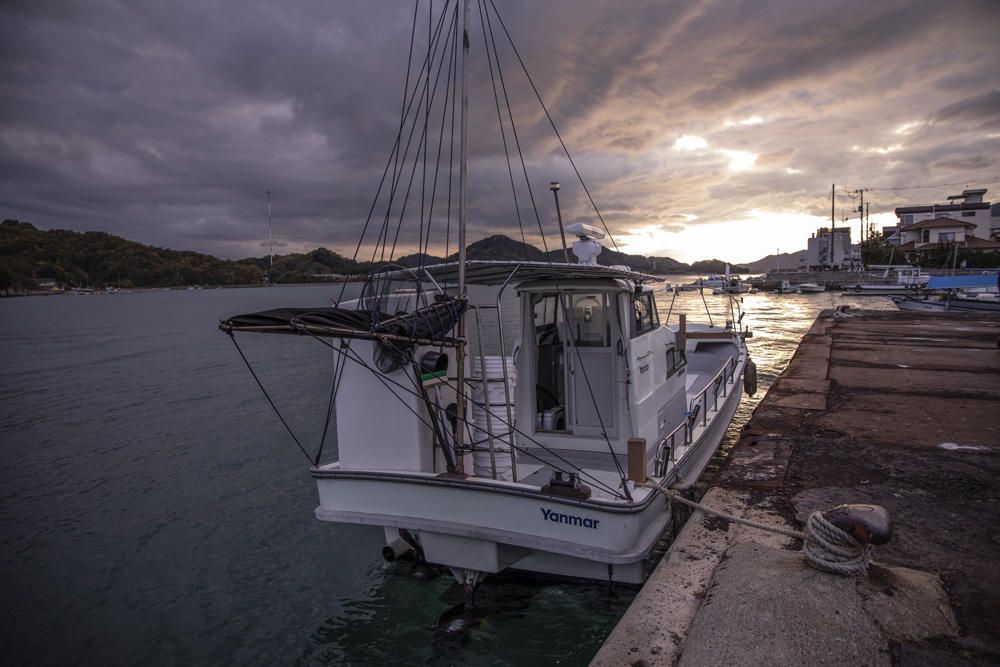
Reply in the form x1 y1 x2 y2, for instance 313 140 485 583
654 353 740 477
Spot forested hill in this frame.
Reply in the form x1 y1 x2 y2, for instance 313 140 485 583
0 220 748 293
0 220 264 291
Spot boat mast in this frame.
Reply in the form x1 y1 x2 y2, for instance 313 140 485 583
454 0 471 462
458 0 469 295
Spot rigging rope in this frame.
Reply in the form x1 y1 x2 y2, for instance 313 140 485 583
358 334 623 496
485 0 625 259
420 2 462 267
642 481 872 577
305 330 628 498
478 0 633 497
385 3 456 263
226 332 315 465
478 0 530 256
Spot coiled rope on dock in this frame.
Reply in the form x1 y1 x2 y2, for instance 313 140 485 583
642 481 871 577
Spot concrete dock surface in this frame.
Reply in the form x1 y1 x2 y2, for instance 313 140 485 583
593 310 1000 666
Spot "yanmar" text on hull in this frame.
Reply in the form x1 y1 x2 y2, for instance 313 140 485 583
540 507 600 529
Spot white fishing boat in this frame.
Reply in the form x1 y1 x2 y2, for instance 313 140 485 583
842 266 930 296
693 265 751 294
796 282 826 294
890 273 1000 313
219 1 753 589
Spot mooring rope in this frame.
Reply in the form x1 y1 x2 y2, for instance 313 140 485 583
642 481 871 576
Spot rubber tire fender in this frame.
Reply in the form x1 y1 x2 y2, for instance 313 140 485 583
743 358 758 396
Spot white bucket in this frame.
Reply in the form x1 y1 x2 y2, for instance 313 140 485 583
468 356 516 480
469 355 515 380
473 449 513 479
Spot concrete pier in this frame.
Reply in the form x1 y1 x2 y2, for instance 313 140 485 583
592 310 1000 666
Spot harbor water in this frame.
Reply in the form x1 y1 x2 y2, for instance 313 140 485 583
0 281 892 665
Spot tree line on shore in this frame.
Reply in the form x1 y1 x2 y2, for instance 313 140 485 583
0 220 750 294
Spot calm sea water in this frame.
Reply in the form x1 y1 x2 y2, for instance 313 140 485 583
0 281 891 665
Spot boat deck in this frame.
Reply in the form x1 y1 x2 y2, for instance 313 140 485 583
510 340 738 501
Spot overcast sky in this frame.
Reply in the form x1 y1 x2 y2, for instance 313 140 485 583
2 0 998 263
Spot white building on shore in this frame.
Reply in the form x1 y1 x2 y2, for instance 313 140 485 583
804 227 855 270
892 188 998 243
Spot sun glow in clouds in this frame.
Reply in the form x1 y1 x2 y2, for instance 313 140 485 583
618 210 831 264
672 134 709 151
718 149 758 172
724 115 763 127
894 121 923 135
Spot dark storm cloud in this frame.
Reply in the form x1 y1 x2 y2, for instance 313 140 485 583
1 0 999 262
934 90 1000 129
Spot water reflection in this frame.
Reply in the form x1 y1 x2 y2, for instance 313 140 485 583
303 561 636 665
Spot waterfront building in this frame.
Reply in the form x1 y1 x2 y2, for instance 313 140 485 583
893 188 997 242
804 227 854 270
889 188 1000 258
897 217 976 246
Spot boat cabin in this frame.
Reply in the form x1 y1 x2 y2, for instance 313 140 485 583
514 279 687 456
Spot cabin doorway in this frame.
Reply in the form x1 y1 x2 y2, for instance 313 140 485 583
530 291 618 437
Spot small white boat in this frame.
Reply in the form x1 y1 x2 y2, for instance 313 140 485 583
770 280 794 294
686 264 751 295
842 266 930 296
796 282 826 294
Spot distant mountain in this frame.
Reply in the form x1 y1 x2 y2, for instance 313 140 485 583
384 234 689 274
3 219 786 294
464 234 548 261
741 249 807 273
689 259 751 274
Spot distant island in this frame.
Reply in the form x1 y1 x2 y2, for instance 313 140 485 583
0 218 757 294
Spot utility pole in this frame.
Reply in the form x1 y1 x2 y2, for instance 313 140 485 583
858 189 864 244
549 182 569 262
851 188 868 244
266 190 274 271
830 183 835 231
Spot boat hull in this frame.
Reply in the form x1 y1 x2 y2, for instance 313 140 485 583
311 368 742 583
313 469 670 583
891 295 1000 313
842 284 921 296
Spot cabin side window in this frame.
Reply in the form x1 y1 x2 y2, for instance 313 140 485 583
631 292 657 338
665 344 685 378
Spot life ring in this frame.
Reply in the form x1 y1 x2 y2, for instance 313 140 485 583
854 285 862 293
743 358 758 396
